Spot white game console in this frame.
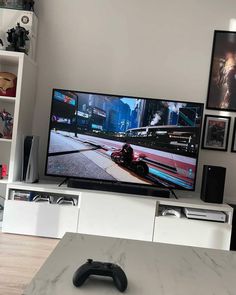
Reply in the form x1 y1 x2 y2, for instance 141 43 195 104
184 207 226 222
0 8 38 60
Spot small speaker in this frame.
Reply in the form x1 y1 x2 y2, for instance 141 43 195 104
200 165 226 204
22 135 39 183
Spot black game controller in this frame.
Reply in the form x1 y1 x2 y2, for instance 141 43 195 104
73 259 128 292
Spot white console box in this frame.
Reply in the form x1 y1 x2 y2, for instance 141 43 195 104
0 8 38 60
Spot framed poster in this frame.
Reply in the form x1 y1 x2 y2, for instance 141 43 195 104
231 118 236 152
202 115 231 151
206 30 236 112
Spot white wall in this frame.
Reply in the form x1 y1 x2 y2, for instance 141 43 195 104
33 0 236 202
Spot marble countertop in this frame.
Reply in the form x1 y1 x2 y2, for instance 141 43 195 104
23 233 236 295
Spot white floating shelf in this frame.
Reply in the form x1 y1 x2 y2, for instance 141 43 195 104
0 96 16 103
0 138 12 143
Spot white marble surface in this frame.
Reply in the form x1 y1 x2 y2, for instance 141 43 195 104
23 233 236 295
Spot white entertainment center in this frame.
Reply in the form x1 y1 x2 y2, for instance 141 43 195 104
2 180 233 251
0 51 234 251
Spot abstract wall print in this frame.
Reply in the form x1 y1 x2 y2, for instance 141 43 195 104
207 31 236 111
202 115 231 151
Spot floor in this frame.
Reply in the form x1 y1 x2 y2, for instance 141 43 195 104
0 232 59 295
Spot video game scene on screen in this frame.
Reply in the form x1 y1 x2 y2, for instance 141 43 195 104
46 90 203 190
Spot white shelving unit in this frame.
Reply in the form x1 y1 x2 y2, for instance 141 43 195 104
0 51 37 198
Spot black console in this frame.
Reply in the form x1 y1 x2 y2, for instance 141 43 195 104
72 259 128 292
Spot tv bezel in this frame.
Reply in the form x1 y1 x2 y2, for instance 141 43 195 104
45 88 204 193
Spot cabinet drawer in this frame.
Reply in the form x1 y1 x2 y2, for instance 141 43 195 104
2 200 79 238
153 215 231 250
78 192 157 241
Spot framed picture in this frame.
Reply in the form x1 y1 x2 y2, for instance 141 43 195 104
206 30 236 112
231 118 236 152
202 115 231 151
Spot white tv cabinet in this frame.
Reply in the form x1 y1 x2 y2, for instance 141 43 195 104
2 180 233 250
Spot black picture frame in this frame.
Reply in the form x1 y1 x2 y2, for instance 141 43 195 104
206 30 236 112
202 115 231 151
231 118 236 152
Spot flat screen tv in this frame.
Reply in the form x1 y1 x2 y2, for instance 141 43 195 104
45 89 204 196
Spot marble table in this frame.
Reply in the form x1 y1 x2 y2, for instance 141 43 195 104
23 233 236 295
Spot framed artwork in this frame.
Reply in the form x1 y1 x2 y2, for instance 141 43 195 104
231 118 236 152
206 30 236 112
202 115 231 151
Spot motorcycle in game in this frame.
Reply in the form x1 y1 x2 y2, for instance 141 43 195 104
111 144 149 177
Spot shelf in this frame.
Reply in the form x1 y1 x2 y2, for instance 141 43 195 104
7 181 82 196
0 51 22 66
0 179 8 184
0 96 16 103
0 138 12 143
157 196 233 213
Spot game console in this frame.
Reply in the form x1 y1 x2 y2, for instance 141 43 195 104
22 135 39 183
73 259 128 292
0 8 38 60
184 207 226 222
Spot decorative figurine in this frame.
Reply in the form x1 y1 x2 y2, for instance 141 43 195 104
23 0 34 11
0 109 13 139
6 23 29 54
0 72 17 97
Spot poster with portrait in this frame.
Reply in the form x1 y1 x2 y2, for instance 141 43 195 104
202 115 231 151
206 31 236 112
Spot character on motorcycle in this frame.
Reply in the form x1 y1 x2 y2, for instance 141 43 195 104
120 143 133 165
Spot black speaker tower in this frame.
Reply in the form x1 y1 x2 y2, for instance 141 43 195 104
200 165 226 204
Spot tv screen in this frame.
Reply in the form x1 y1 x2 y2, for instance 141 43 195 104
45 89 204 192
